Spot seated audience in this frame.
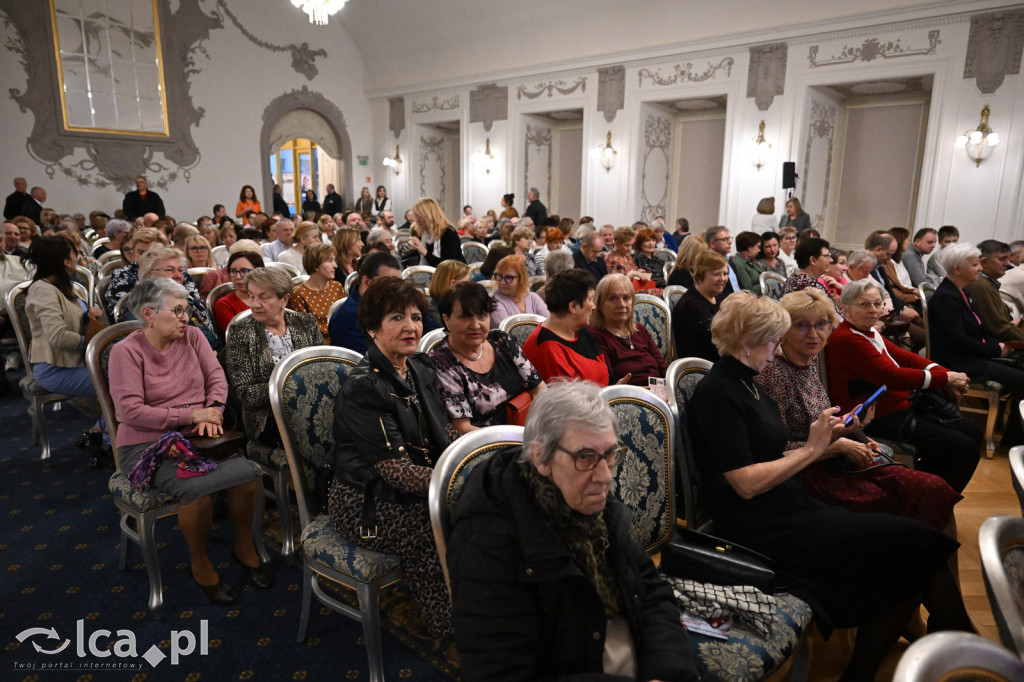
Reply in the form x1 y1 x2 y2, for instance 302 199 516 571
757 288 960 529
110 278 269 604
827 278 981 492
426 259 471 328
105 227 168 320
543 249 574 281
902 228 936 288
632 228 665 288
782 236 841 316
430 282 545 434
406 197 463 266
509 225 541 276
328 277 453 637
474 244 513 283
667 234 706 289
332 228 363 279
964 239 1024 344
590 273 667 385
731 230 764 295
522 269 608 385
261 218 295 262
755 231 787 277
926 225 960 285
277 221 320 272
214 250 264 332
448 381 698 681
826 249 849 294
225 267 321 447
672 250 728 362
25 236 102 396
604 226 650 289
328 252 402 353
536 227 568 276
133 246 219 348
689 291 973 681
490 254 548 328
572 230 608 281
290 243 345 343
929 242 1024 448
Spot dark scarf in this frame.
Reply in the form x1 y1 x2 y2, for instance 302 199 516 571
520 459 623 618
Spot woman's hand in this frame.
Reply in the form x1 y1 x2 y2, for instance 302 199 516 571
615 373 634 385
1000 342 1013 358
191 407 222 426
827 437 877 469
87 306 103 322
947 371 970 392
409 236 427 255
192 420 223 437
807 407 841 455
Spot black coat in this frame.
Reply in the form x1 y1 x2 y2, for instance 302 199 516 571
448 448 698 682
272 193 291 219
321 191 344 217
928 277 1002 381
21 197 42 225
573 249 608 280
525 199 548 228
122 189 165 220
331 343 451 504
4 191 28 220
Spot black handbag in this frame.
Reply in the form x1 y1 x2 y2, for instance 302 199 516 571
187 404 245 461
909 387 962 428
659 528 782 593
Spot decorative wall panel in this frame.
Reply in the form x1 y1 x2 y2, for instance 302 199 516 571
640 112 671 224
637 58 733 87
597 65 625 122
524 124 552 211
516 77 586 100
800 95 838 230
412 95 459 113
470 83 508 132
419 135 446 206
747 42 787 111
963 10 1024 94
808 30 941 68
215 0 326 80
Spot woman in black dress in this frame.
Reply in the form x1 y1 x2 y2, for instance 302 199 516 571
672 250 728 361
688 291 972 681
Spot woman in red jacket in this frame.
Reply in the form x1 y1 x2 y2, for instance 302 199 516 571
825 279 981 492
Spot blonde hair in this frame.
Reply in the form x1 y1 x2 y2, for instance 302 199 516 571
412 197 450 240
711 291 790 357
317 214 335 233
692 250 728 284
493 254 529 299
138 245 184 279
293 221 319 245
184 234 212 268
129 227 169 249
244 266 293 300
591 273 636 334
778 288 838 331
673 234 708 271
332 228 362 270
428 259 470 300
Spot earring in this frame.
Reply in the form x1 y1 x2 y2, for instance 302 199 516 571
745 350 751 358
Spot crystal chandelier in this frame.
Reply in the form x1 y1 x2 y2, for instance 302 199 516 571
291 0 348 26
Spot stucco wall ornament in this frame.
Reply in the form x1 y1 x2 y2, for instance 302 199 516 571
412 95 460 113
523 125 552 208
216 0 326 80
963 10 1024 94
470 83 508 132
637 58 734 87
801 99 837 229
747 43 787 111
597 65 625 122
808 31 941 68
640 115 671 224
419 136 447 204
516 77 586 100
389 97 405 138
3 0 219 190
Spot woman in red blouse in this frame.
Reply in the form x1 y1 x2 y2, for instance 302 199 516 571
825 278 981 492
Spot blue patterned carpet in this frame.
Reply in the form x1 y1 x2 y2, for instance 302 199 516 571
0 372 457 681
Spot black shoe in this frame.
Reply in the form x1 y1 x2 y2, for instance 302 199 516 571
193 575 238 605
232 549 273 589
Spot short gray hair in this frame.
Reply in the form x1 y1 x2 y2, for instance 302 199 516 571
942 242 980 271
575 223 597 244
125 277 188 320
366 227 390 246
840 278 886 306
244 266 293 299
106 218 131 237
529 186 540 198
138 245 184 279
846 249 877 270
650 218 666 232
519 380 615 464
545 249 574 278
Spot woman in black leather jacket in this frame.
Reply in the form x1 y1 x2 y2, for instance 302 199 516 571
328 277 454 637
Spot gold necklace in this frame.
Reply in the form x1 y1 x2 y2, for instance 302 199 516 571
740 379 760 400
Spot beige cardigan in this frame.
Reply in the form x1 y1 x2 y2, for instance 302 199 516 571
25 279 86 367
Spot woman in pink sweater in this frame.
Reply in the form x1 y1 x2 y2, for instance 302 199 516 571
109 278 270 605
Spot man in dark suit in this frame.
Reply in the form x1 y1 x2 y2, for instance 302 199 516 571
21 186 45 225
524 187 547 228
321 184 344 217
572 231 607 280
122 176 165 220
3 177 29 220
271 184 291 219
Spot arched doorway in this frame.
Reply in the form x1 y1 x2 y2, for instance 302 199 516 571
260 87 352 219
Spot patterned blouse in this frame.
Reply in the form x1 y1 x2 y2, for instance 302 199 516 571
755 258 787 277
783 273 842 317
603 252 633 277
429 330 542 427
755 355 829 450
107 262 219 348
291 279 345 343
264 327 294 363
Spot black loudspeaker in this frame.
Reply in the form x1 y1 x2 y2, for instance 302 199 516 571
782 162 797 189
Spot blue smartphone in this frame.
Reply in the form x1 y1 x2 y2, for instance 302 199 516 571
845 385 887 425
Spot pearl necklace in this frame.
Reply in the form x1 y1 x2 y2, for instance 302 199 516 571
452 343 484 362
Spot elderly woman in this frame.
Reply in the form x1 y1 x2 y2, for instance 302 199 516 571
213 249 264 332
632 228 666 288
543 249 574 281
536 227 569 277
756 288 961 529
291 242 345 343
672 250 728 362
328 277 454 637
430 282 545 434
277 221 320 271
133 246 219 348
782 237 841 316
603 226 650 288
689 292 973 680
510 225 541 276
105 227 169 321
667 234 706 289
110 278 269 603
929 242 1024 448
845 250 889 308
475 244 514 282
224 267 321 447
490 254 548 328
406 197 463 266
523 269 609 385
25 236 103 396
826 278 981 492
590 273 667 386
448 380 698 680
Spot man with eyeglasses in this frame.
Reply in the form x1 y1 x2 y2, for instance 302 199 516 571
572 231 607 280
705 225 738 300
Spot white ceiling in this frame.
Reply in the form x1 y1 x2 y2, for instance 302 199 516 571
335 0 995 95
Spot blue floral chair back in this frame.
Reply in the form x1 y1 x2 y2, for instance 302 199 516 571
401 265 436 289
461 241 487 264
428 426 525 590
601 385 674 555
634 293 671 362
664 358 712 529
498 313 546 349
760 271 786 300
980 514 1024 658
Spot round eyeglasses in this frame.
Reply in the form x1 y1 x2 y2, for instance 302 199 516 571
554 442 627 471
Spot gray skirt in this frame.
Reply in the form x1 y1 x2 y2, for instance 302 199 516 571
118 440 258 505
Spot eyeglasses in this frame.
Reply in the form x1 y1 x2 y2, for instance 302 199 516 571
495 274 519 284
712 236 732 243
791 321 831 335
153 266 185 276
188 246 207 252
555 441 627 471
228 267 253 277
156 305 192 319
852 300 885 310
782 236 797 241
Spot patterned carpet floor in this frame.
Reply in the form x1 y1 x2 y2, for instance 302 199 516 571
0 372 458 681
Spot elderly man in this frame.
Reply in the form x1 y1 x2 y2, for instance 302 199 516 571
261 218 295 262
3 222 27 258
902 227 937 287
524 187 547 228
344 211 365 230
572 230 608 280
365 227 394 254
122 176 165 220
3 177 29 221
21 186 45 225
94 218 131 258
706 225 738 299
965 240 1024 344
321 183 344 217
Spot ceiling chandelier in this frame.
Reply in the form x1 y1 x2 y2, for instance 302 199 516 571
291 0 348 26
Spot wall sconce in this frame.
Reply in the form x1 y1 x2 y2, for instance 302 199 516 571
382 145 402 175
472 137 495 175
955 105 999 167
590 131 618 173
749 120 772 171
